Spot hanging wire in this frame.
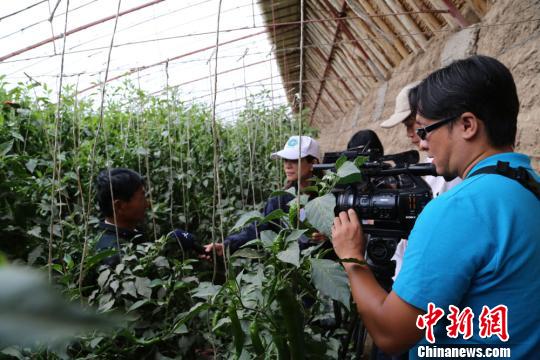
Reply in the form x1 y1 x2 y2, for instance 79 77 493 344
78 0 123 296
165 61 175 229
210 0 228 281
0 0 99 41
48 0 70 283
0 0 48 22
296 0 305 228
241 51 257 209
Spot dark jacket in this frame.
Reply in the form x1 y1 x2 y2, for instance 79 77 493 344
223 192 313 253
95 221 146 266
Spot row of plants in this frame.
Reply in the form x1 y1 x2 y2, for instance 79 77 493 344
0 78 366 359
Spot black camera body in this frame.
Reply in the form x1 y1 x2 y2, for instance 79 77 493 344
316 148 437 289
334 162 435 240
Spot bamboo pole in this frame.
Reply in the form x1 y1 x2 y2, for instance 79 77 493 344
373 0 420 52
358 0 410 57
385 0 429 49
403 0 441 34
427 0 459 29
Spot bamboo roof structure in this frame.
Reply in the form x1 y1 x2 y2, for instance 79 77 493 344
260 0 491 127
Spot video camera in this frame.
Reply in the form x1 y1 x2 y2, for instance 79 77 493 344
315 146 437 289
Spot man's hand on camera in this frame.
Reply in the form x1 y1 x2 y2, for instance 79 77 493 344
200 243 224 261
331 209 365 261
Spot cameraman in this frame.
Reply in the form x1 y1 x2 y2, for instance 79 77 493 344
332 55 540 358
380 82 461 280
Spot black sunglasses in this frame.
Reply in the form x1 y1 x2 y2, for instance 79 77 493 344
416 116 458 140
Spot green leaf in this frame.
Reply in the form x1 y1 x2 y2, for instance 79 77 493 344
335 155 347 170
301 185 319 194
97 269 111 288
127 299 150 313
336 161 362 184
173 302 210 331
263 208 286 223
173 323 189 334
27 225 41 238
25 158 38 173
232 248 263 259
135 277 152 299
1 347 24 359
89 336 104 349
287 194 310 207
27 245 43 266
0 266 115 349
260 230 277 248
191 282 222 300
211 317 231 332
277 241 300 267
231 210 263 232
0 140 13 156
310 259 350 310
85 249 117 271
285 229 308 244
305 194 336 237
353 156 369 168
121 281 137 298
152 256 170 268
0 252 7 266
10 131 24 142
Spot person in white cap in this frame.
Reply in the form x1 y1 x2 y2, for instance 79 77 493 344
202 135 325 259
270 135 321 189
381 82 461 197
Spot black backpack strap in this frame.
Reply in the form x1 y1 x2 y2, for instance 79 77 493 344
469 161 540 200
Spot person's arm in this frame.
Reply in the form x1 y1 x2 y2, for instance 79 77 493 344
332 209 423 354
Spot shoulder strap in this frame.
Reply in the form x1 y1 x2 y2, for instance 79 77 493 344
469 161 540 200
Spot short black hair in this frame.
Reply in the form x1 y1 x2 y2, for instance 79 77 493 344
347 129 384 155
416 55 519 147
96 168 145 217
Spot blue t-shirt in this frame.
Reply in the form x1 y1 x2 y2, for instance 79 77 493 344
393 153 540 359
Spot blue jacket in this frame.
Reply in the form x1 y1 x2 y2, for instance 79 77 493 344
95 221 146 266
224 192 313 253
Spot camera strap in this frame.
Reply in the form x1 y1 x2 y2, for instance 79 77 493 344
469 161 540 200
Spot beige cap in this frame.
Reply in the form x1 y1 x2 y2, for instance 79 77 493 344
380 81 421 128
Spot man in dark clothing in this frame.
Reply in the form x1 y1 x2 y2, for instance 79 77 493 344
95 168 149 266
95 168 199 267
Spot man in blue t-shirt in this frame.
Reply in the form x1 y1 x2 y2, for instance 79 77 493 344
331 55 540 359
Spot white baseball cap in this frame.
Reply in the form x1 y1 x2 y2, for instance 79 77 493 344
270 136 320 161
380 81 420 128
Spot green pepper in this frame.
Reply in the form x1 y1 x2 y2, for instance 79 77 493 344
288 202 298 228
276 286 305 360
271 330 290 360
228 305 244 357
249 320 265 356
